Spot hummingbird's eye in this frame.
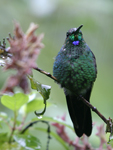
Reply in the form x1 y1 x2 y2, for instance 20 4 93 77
69 34 75 41
78 33 82 41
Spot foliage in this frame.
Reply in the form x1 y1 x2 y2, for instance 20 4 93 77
0 92 50 150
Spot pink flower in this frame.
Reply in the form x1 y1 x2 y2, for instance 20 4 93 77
2 22 44 93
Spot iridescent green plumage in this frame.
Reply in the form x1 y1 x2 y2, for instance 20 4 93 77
53 25 97 137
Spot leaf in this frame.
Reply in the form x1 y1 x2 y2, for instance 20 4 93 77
28 75 51 100
35 127 69 150
1 93 29 111
26 98 51 114
28 75 51 117
14 134 41 150
32 116 74 131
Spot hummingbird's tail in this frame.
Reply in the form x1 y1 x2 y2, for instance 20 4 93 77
65 90 92 137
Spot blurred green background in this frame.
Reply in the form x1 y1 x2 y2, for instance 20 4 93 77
0 0 113 149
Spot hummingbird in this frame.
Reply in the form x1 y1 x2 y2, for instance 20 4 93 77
53 25 97 137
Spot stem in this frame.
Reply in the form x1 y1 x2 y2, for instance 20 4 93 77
8 110 17 143
21 120 51 150
35 98 47 117
21 121 38 134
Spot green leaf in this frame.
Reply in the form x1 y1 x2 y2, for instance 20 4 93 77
32 116 74 131
1 93 29 111
35 127 69 150
28 75 51 100
26 98 51 114
14 134 41 150
28 75 51 117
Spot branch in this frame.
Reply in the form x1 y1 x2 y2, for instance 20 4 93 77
33 66 108 124
33 67 58 82
79 95 108 124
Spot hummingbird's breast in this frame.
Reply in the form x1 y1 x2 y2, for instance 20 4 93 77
53 44 97 94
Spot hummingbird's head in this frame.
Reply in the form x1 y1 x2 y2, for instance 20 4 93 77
65 25 83 46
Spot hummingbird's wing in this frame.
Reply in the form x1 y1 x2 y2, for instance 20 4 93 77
64 87 92 137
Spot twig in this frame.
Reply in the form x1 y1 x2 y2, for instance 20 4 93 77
79 95 108 124
33 67 108 124
21 121 38 134
33 67 58 82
